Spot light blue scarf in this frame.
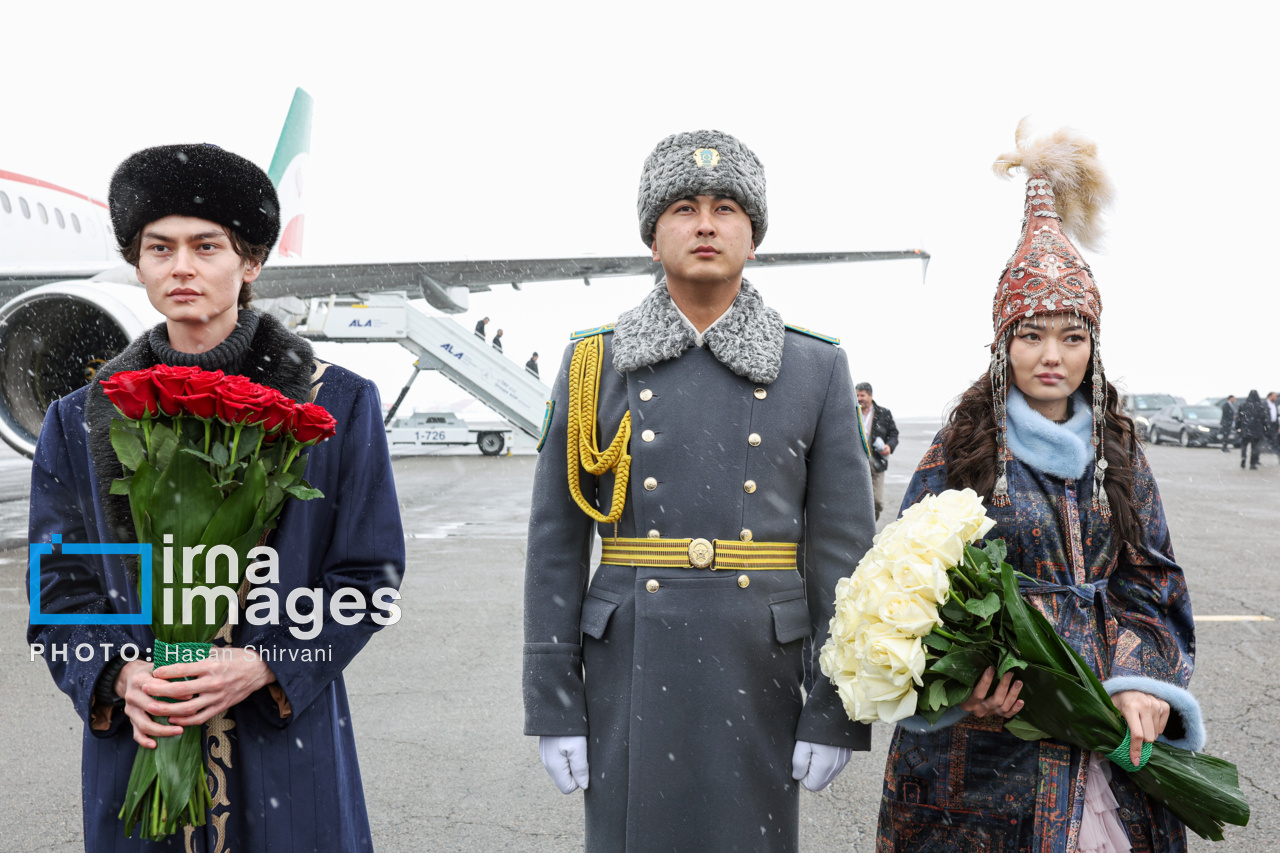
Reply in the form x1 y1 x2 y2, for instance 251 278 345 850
1005 386 1094 479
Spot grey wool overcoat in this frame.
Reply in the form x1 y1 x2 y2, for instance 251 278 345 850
523 282 876 852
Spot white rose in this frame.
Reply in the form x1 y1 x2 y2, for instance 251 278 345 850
860 631 926 689
851 573 895 619
877 591 943 637
889 555 951 606
830 597 861 644
857 669 920 723
900 510 967 567
928 488 997 543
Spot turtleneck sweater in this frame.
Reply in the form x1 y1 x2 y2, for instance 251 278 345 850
147 309 261 374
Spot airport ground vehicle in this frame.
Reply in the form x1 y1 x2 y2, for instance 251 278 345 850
385 411 511 455
1148 404 1225 447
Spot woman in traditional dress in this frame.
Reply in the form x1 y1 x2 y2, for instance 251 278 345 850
876 126 1203 853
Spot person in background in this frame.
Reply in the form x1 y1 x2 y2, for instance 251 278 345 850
474 316 489 340
525 352 540 377
855 382 899 521
1267 391 1279 452
1236 390 1268 469
492 328 504 352
1219 394 1236 453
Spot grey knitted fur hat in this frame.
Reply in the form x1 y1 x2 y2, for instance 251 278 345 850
637 130 767 248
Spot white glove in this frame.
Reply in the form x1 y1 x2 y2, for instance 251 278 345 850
538 735 590 794
791 739 851 792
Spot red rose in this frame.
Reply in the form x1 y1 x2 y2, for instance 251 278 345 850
259 389 296 433
150 365 203 417
100 369 159 420
172 392 218 419
215 375 280 425
290 402 337 444
182 369 225 396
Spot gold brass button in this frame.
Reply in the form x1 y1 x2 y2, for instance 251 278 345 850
644 477 657 491
639 389 653 401
744 480 757 494
737 574 750 588
748 433 761 446
754 388 767 400
648 529 660 538
646 579 660 593
688 538 714 568
740 529 753 542
641 429 655 442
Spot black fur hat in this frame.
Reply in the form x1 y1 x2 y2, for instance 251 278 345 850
108 144 280 253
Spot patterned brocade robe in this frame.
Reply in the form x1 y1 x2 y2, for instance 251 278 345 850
878 437 1196 853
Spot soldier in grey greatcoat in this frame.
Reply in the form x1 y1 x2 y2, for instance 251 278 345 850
522 130 876 851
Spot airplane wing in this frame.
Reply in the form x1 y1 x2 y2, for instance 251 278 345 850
253 249 929 312
1 249 929 313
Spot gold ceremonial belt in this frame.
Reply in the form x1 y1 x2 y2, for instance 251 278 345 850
600 537 798 571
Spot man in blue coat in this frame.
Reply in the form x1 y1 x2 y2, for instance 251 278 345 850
523 130 876 851
26 143 405 851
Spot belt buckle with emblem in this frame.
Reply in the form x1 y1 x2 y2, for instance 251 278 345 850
688 538 715 569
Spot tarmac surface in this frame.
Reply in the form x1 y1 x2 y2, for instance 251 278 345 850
0 420 1276 852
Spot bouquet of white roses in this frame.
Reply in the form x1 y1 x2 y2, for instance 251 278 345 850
819 488 1249 841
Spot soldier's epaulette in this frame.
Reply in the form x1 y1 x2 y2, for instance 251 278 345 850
569 323 615 340
784 323 840 345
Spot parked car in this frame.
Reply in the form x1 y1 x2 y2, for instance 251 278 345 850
1147 404 1225 447
1121 393 1183 441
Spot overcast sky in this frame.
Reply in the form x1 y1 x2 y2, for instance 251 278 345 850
5 2 1275 418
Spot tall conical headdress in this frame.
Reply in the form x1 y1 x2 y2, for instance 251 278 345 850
988 120 1115 515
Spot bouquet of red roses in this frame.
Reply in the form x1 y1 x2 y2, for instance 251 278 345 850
99 364 337 841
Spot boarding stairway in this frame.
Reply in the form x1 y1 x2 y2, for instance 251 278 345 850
292 292 550 438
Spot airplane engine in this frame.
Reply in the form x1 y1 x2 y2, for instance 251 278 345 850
0 282 160 457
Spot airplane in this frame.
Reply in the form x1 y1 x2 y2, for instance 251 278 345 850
0 88 930 458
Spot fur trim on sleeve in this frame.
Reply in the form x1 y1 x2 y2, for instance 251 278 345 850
1103 676 1206 752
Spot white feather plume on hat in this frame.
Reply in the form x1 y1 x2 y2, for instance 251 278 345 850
992 117 1115 253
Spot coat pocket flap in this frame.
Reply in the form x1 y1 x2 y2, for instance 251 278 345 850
769 592 810 644
579 588 622 640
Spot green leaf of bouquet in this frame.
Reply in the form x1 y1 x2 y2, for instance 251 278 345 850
180 447 219 465
211 441 229 467
964 591 1001 619
997 647 1028 677
940 599 968 622
984 538 1008 564
284 484 324 500
930 648 989 685
288 451 310 479
128 461 157 547
236 425 263 460
256 483 285 530
151 423 180 472
111 419 146 472
924 678 948 711
110 476 133 496
1004 717 1051 741
964 543 990 571
922 632 952 652
945 679 972 706
999 563 1074 671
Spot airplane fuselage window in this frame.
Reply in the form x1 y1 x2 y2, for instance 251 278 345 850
19 197 30 218
37 202 48 224
55 208 65 229
0 191 10 214
71 212 81 233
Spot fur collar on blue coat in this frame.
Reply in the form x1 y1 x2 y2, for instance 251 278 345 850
1005 387 1093 479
